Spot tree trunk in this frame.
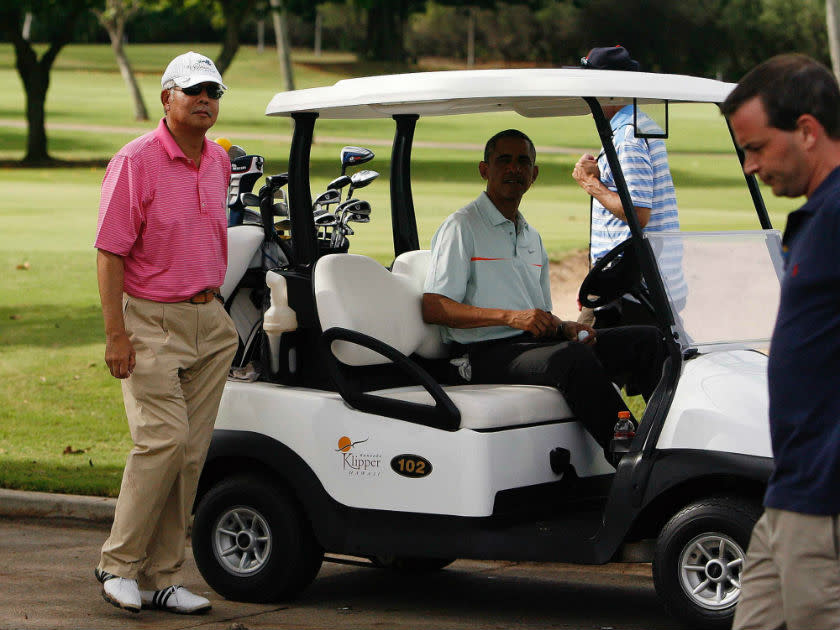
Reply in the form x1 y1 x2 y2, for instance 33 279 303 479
467 7 476 68
216 0 257 76
314 10 322 57
257 19 265 54
270 0 295 91
828 0 840 83
22 12 33 40
363 2 407 62
92 3 148 121
22 61 51 164
5 17 60 163
216 18 241 76
111 38 148 121
1 5 85 164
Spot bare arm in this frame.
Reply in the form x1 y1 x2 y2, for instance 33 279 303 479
97 249 135 379
422 293 594 341
572 154 650 227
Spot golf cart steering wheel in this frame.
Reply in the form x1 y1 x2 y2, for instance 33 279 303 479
578 237 644 308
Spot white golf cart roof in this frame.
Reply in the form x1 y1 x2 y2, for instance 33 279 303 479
266 68 735 119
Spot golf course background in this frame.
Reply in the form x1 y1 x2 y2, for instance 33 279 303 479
0 44 794 496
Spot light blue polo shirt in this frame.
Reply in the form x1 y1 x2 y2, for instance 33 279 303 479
424 192 551 344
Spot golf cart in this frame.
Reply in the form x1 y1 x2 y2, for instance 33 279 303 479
193 69 782 630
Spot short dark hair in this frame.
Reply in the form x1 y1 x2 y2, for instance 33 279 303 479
483 129 536 163
721 54 840 138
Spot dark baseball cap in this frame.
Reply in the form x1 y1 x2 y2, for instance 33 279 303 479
580 46 640 71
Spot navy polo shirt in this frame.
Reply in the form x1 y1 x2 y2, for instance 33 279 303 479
765 165 840 515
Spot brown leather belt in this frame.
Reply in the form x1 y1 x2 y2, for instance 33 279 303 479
186 289 222 304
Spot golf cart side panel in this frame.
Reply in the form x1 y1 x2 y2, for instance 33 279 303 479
658 351 772 456
214 381 611 518
202 428 620 563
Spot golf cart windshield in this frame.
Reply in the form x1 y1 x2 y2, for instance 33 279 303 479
648 230 784 351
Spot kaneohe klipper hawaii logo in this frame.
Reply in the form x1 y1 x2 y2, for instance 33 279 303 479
335 436 382 478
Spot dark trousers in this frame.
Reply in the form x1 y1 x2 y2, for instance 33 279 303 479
465 326 665 449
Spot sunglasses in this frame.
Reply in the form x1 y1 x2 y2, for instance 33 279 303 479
176 83 224 100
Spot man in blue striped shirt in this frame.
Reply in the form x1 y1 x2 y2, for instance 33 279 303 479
573 46 684 325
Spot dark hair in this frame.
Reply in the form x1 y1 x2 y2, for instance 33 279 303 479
721 54 840 138
483 129 536 163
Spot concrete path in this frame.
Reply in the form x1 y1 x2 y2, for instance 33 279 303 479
0 490 675 629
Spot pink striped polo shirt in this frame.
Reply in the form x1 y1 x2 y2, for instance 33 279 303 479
95 118 232 302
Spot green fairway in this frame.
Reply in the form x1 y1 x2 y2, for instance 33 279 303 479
0 44 794 496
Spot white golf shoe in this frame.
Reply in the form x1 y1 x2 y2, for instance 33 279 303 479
100 575 141 613
140 585 212 614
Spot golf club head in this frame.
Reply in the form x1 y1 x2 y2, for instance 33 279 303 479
350 169 379 190
347 213 370 224
340 146 374 175
272 201 288 217
337 199 371 219
313 188 341 210
266 172 289 189
315 213 337 226
239 192 260 207
327 175 352 190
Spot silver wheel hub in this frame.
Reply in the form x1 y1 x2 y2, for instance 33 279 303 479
678 532 745 610
212 506 272 576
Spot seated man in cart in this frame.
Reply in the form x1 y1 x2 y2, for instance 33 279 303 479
422 129 666 459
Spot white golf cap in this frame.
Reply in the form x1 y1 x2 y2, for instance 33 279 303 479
161 51 227 91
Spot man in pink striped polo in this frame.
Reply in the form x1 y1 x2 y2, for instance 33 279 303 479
93 51 238 616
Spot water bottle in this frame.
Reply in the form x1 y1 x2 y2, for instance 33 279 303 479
609 410 636 463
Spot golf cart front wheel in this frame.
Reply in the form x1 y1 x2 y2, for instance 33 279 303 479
192 475 323 603
652 496 760 630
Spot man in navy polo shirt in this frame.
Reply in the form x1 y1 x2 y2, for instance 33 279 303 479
723 55 840 629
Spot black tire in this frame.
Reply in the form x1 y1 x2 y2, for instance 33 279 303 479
192 474 323 603
652 496 760 630
371 555 456 572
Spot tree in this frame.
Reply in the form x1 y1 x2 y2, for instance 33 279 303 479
269 0 295 90
0 1 95 164
92 0 149 121
214 0 259 75
355 0 426 62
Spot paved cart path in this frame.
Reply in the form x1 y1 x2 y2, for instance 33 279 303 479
0 517 676 630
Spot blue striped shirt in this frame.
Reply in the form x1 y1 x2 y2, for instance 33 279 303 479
591 105 686 304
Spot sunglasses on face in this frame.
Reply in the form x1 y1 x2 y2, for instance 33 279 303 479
176 83 224 99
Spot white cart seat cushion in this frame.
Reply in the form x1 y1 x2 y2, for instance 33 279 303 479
391 250 449 358
315 254 427 366
372 383 574 429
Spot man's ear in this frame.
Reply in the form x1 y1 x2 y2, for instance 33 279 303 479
478 160 489 180
531 164 539 183
161 89 171 111
796 114 822 151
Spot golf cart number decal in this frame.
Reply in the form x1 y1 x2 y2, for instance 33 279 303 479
391 455 432 478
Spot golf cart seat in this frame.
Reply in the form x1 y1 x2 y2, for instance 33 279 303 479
314 252 574 431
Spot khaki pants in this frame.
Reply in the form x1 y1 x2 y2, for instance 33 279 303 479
99 295 237 590
734 508 840 630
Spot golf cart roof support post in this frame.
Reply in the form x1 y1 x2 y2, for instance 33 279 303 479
725 113 773 230
583 97 676 334
289 112 320 267
391 114 421 257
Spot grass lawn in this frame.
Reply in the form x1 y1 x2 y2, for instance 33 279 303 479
0 44 796 496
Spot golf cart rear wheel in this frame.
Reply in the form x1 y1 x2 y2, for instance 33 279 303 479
192 475 323 603
371 555 456 571
652 496 760 630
